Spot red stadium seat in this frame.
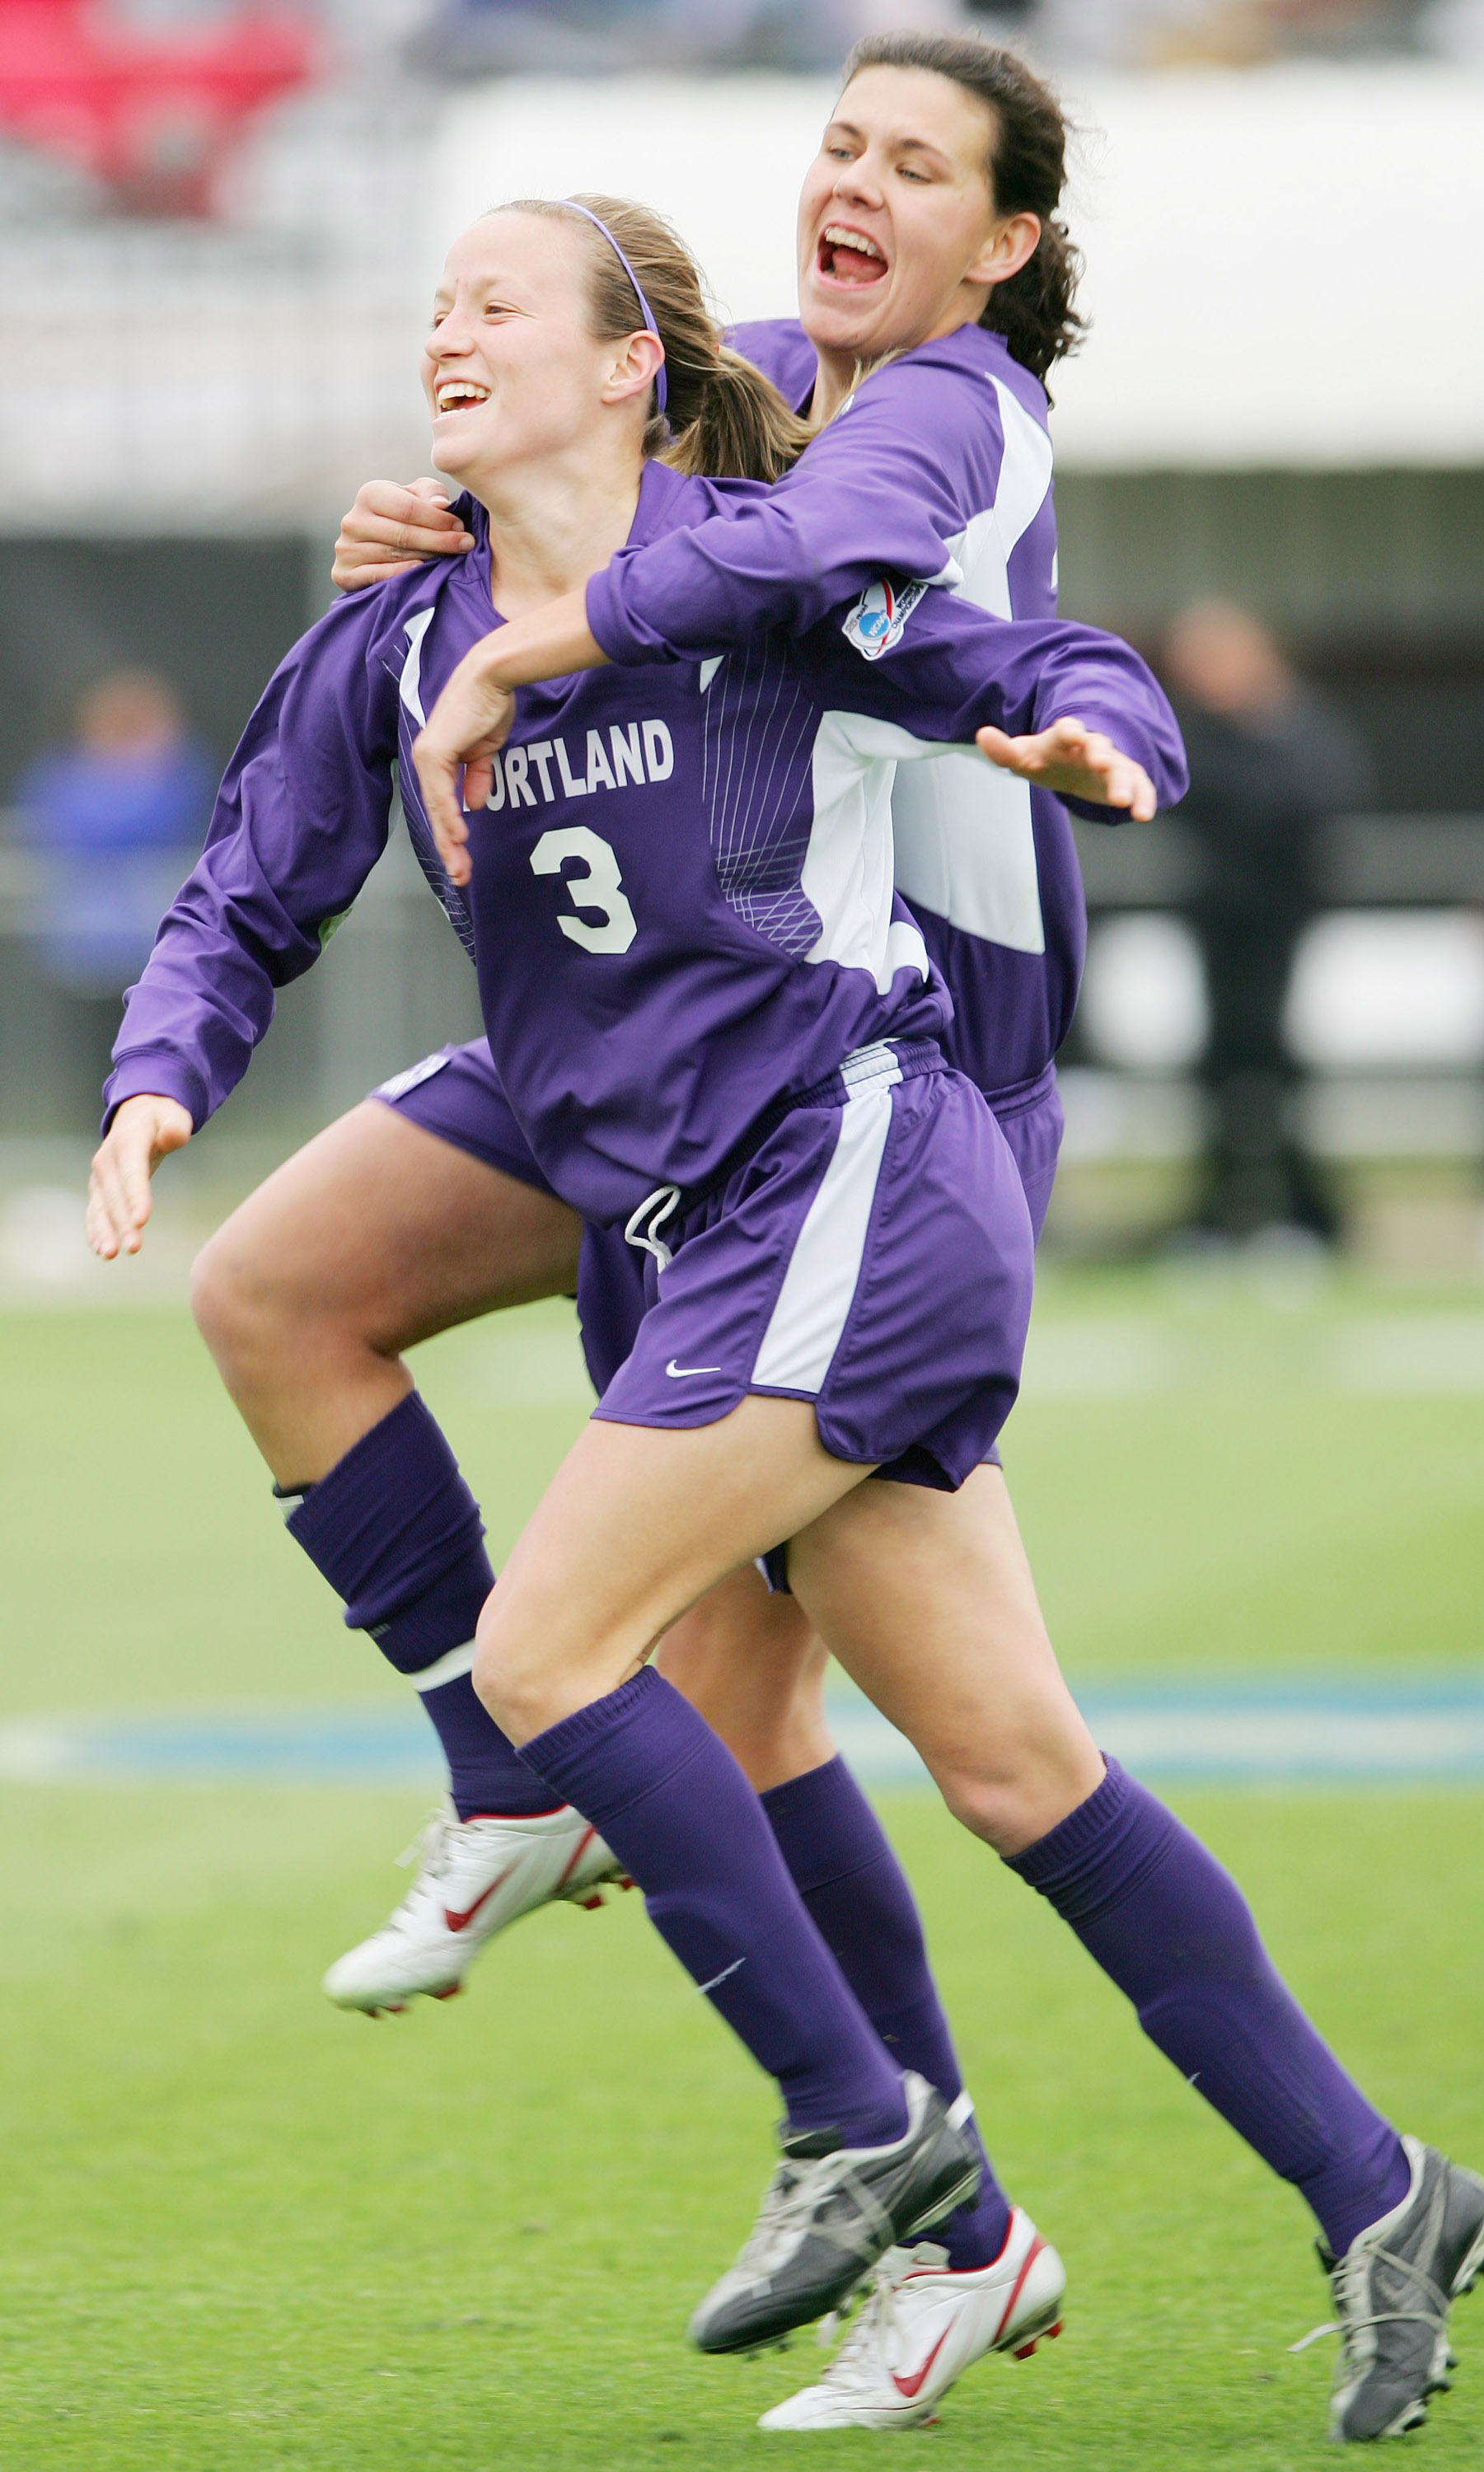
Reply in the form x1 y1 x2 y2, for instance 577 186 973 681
0 0 318 216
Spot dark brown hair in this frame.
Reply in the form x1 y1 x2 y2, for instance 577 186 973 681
840 31 1084 388
497 194 811 482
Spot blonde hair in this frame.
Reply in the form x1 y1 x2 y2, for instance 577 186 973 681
493 194 812 484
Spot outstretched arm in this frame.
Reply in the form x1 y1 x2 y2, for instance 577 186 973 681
94 596 401 1253
823 595 1187 821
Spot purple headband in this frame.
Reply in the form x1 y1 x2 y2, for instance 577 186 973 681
559 199 668 418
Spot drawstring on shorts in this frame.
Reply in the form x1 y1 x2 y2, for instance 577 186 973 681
624 1182 681 1271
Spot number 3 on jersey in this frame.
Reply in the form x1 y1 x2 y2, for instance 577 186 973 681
529 826 638 955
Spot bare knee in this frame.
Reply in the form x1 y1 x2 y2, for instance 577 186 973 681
471 1591 575 1748
189 1217 285 1374
932 1729 1106 1860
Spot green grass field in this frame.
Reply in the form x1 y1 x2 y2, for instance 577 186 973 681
3 1266 1483 2469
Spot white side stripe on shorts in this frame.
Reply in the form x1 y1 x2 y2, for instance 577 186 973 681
411 1640 478 1693
751 1052 901 1395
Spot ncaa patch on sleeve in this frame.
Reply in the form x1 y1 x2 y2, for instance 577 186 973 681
840 575 929 662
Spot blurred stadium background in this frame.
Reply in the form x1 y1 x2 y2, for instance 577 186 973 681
3 7 1484 2466
4 0 1484 1273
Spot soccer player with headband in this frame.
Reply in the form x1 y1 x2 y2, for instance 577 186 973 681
89 47 1482 2451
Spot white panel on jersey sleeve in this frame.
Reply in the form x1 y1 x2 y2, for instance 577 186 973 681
751 1077 896 1395
888 375 1053 957
399 608 435 727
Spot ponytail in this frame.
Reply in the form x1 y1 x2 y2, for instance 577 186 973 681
840 32 1085 391
665 345 810 484
498 194 810 483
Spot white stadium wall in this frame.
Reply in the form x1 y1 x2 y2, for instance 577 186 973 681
5 65 1484 531
434 64 1484 474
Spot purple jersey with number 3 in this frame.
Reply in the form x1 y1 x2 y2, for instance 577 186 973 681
105 456 1182 1226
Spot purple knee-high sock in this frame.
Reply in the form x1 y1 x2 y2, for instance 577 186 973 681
1007 1758 1410 2257
763 1757 1013 2272
521 1668 910 2146
282 1391 556 1820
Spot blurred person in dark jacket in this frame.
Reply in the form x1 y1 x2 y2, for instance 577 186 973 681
1163 599 1374 1245
14 668 213 1116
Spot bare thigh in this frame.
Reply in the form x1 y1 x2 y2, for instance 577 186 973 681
657 1569 832 1792
475 1398 873 1744
190 1100 582 1483
789 1465 1103 1856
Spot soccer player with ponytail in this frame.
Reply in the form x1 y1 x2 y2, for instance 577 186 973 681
88 46 1483 2445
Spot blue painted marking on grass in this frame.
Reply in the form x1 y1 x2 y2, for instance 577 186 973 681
5 1679 1484 1787
835 1678 1484 1788
0 1710 442 1786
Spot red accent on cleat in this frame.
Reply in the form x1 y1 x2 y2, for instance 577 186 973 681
619 1876 635 1890
431 1983 461 2000
1013 2339 1039 2360
1048 2320 1063 2339
580 1894 604 1910
555 1824 599 1894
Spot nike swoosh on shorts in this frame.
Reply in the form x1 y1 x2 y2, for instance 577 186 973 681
665 1359 721 1378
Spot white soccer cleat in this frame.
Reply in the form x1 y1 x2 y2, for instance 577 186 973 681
321 1801 628 2014
757 2205 1065 2432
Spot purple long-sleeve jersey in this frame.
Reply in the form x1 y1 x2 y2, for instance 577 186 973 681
106 459 1182 1221
589 319 1082 1108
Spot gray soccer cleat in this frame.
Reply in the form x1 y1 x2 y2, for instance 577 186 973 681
1318 2136 1484 2442
688 2073 980 2358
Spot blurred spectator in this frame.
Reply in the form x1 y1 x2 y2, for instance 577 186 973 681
14 667 213 1113
1163 600 1374 1247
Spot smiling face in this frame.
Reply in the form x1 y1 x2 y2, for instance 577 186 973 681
797 63 1032 365
421 212 649 495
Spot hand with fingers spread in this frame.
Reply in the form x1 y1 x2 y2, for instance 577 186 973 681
976 715 1159 822
331 477 474 591
87 1093 193 1260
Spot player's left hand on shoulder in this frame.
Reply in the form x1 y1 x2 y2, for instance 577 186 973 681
331 478 474 591
976 716 1157 822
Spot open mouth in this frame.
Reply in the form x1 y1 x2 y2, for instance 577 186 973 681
816 223 887 287
434 379 490 415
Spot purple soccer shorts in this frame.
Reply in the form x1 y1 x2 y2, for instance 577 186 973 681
592 1042 1035 1491
377 1034 1063 1415
372 1039 562 1197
